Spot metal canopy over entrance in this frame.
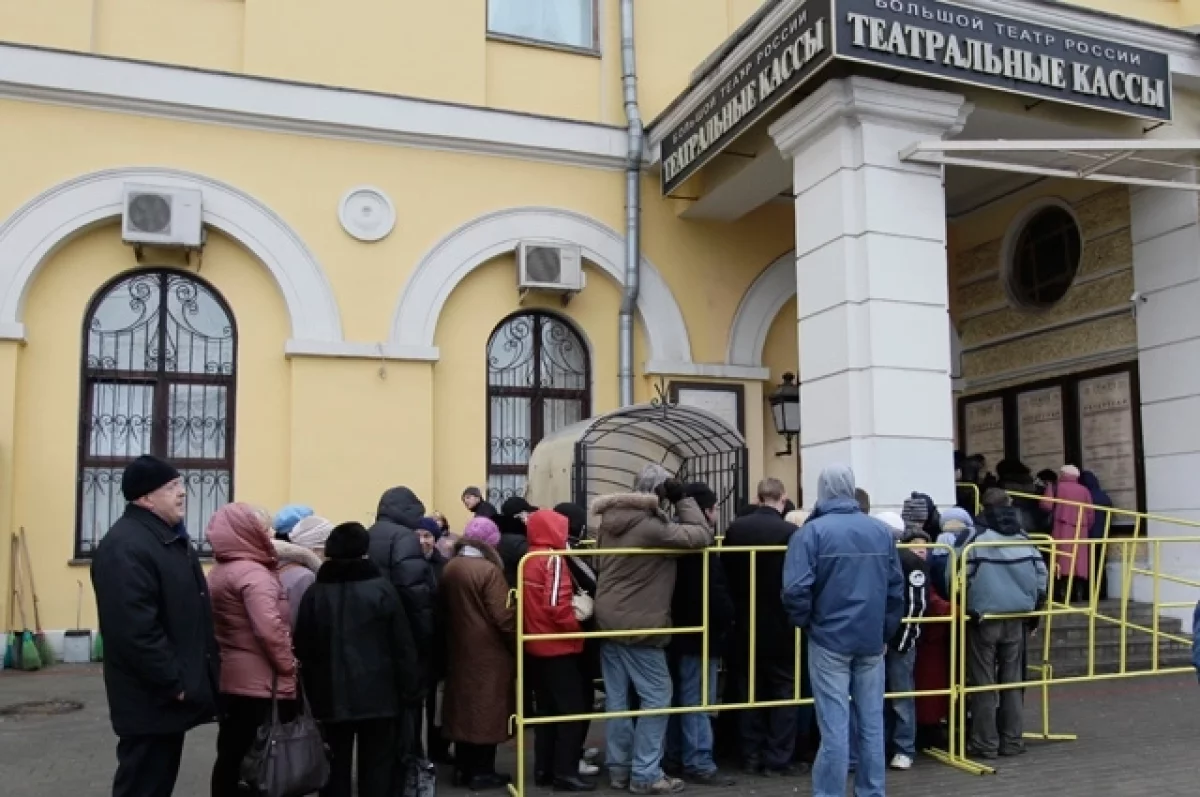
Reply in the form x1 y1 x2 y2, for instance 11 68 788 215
902 140 1200 192
525 402 749 533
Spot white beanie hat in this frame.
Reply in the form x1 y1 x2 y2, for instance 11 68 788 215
289 515 333 550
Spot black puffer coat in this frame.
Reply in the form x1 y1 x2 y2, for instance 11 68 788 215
367 487 436 666
90 505 220 737
294 558 422 722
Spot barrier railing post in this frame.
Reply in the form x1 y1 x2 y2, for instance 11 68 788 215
1152 539 1161 672
701 547 710 710
510 558 527 797
748 549 757 705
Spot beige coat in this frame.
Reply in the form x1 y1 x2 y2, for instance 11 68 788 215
440 540 516 744
589 494 713 647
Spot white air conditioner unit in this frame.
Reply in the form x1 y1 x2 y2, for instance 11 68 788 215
121 184 204 248
517 241 585 296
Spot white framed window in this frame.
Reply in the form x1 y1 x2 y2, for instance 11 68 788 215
488 0 597 52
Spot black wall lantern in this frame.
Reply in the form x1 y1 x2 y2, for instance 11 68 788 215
768 372 800 456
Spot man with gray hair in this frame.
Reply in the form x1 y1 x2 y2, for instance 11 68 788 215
782 465 904 797
591 463 714 794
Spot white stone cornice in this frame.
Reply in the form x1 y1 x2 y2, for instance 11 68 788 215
769 77 972 159
0 43 629 171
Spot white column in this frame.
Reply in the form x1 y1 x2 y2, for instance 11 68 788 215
1131 185 1200 623
768 77 971 510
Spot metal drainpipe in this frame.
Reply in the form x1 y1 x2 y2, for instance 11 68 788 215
618 0 643 408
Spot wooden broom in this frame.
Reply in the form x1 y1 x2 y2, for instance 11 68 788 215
18 528 53 667
11 533 40 670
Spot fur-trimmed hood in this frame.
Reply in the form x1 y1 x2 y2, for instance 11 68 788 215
589 492 665 539
273 539 323 573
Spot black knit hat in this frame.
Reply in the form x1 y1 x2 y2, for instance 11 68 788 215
121 455 181 502
684 482 718 512
553 502 587 540
501 497 537 516
325 521 370 560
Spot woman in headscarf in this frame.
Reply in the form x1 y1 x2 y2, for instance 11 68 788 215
206 504 297 797
272 514 332 628
1041 465 1096 603
440 516 516 790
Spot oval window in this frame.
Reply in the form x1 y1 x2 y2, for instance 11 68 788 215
1008 206 1082 309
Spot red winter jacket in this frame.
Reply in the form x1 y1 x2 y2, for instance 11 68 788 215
522 510 583 658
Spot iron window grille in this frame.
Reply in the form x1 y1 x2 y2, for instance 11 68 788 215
75 269 237 556
487 311 590 505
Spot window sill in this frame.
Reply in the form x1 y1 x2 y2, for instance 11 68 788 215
486 32 601 59
69 556 215 567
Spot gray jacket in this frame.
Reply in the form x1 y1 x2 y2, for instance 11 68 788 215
963 506 1048 617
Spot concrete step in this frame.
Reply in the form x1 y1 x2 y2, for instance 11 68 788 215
1031 637 1192 663
1027 649 1194 677
1047 622 1185 645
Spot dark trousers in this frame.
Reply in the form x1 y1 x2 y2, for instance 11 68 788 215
531 654 589 779
456 742 499 779
967 619 1025 755
425 684 450 761
211 694 297 797
739 657 799 769
322 719 398 797
114 733 185 797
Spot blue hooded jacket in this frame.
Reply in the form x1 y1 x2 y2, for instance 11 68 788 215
781 465 905 657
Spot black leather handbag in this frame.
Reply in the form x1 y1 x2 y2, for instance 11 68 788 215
241 675 330 797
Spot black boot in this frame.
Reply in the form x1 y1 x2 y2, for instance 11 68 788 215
553 776 597 792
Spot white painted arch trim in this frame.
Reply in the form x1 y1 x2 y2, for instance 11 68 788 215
727 249 968 385
0 167 343 348
727 250 795 369
390 207 693 366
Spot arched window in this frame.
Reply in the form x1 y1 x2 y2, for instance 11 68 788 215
76 269 237 555
486 311 589 504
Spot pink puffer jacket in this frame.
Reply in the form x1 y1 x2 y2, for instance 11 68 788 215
207 504 297 699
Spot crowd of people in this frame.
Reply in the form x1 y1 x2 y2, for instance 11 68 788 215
955 453 1113 603
89 452 1056 797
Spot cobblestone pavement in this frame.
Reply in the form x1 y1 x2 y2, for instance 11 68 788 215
1 664 1198 796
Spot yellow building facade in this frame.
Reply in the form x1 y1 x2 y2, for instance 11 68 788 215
2 0 1200 638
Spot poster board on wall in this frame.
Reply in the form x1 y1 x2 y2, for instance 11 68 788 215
1017 386 1066 477
1078 371 1138 516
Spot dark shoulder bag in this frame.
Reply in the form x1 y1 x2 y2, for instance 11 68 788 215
241 674 330 797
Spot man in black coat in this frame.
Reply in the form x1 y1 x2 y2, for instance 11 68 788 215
665 483 736 786
462 485 499 519
721 477 803 776
90 455 220 797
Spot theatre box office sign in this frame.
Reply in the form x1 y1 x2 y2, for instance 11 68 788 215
660 0 1171 196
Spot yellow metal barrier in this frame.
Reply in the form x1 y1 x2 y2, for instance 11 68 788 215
501 503 1200 793
508 542 964 795
951 488 1200 774
956 481 981 516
